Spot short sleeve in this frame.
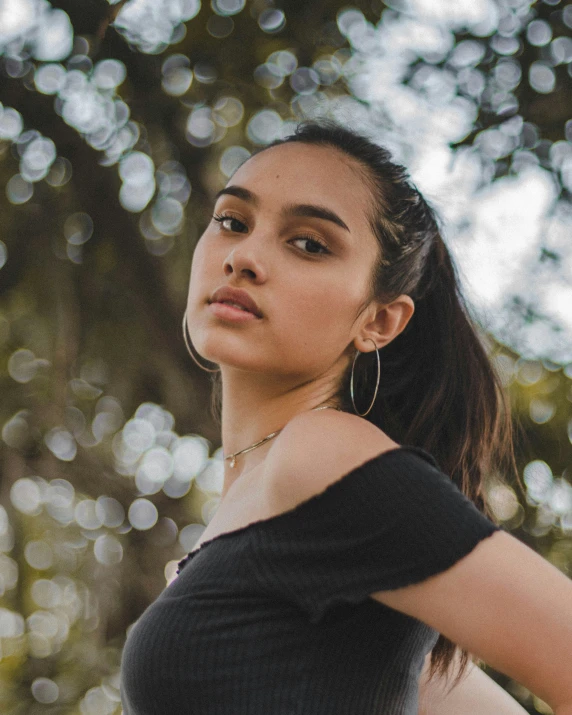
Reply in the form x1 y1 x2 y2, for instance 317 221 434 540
250 446 503 624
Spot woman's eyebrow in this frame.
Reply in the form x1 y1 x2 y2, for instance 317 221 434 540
214 185 351 233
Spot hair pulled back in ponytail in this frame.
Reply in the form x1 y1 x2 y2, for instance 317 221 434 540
256 118 518 685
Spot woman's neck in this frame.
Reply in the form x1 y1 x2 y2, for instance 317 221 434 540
218 368 340 496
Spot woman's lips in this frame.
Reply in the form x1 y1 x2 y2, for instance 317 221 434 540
209 302 261 321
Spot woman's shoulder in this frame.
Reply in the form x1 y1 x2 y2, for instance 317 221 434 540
265 408 401 512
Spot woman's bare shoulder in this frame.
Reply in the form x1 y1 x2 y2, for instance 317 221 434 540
265 408 399 511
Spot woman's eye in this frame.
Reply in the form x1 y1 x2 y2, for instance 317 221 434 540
290 236 331 255
212 213 330 256
212 213 246 233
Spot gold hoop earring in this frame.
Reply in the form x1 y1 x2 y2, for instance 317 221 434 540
182 312 220 373
350 338 380 417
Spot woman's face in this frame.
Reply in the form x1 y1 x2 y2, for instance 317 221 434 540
186 142 383 380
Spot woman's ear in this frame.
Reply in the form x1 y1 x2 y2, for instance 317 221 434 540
355 294 415 352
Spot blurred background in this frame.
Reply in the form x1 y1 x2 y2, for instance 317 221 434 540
0 0 571 712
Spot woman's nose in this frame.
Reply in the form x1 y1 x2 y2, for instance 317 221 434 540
223 238 267 282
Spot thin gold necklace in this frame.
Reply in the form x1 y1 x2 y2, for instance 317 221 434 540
224 405 340 468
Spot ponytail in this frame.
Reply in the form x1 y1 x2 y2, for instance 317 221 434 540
342 230 518 683
371 233 514 513
263 119 518 685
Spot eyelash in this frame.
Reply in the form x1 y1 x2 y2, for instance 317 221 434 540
211 212 331 256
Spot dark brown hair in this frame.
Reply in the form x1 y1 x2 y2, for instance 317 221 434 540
210 117 518 687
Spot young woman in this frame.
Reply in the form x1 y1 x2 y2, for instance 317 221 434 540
120 119 572 714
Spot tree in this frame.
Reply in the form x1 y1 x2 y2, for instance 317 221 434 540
0 1 571 711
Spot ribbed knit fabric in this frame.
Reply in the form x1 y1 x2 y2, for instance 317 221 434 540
120 445 502 715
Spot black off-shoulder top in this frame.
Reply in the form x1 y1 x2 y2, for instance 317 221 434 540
119 445 502 715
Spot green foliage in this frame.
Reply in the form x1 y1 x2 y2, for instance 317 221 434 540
0 0 571 712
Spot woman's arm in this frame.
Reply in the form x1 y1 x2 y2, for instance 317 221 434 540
371 530 572 713
418 652 529 715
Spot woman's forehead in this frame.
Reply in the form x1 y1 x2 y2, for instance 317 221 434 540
227 142 373 224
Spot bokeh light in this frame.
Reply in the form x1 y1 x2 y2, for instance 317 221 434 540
113 0 201 54
219 145 251 177
526 19 553 47
211 0 245 17
524 460 553 504
10 477 42 515
128 498 159 530
45 427 77 462
207 14 234 38
6 174 33 204
246 109 285 145
178 523 205 552
258 9 286 34
25 541 54 570
31 677 59 704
